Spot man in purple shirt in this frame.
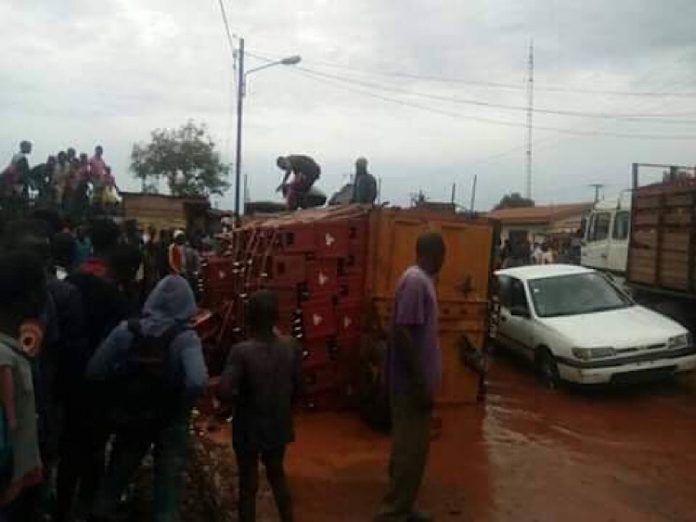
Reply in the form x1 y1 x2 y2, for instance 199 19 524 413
376 232 446 522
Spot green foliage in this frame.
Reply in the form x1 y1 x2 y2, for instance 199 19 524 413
131 121 229 197
495 192 535 210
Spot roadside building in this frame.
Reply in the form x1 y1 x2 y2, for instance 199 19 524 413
120 192 212 233
486 203 592 246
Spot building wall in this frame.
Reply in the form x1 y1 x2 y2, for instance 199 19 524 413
499 224 549 244
122 194 188 232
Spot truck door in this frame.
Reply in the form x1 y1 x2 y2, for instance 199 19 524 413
608 210 630 274
581 211 612 270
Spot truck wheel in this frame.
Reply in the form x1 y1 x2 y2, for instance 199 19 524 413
536 347 560 389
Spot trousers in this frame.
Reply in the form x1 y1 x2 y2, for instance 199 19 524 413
235 446 293 522
376 392 433 521
91 417 190 522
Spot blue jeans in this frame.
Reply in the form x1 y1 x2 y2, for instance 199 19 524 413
92 415 190 522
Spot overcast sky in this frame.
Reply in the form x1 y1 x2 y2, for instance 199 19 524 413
2 0 696 210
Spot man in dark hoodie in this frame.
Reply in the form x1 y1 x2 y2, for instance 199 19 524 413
87 275 208 521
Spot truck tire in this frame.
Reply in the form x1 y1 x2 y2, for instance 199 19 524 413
536 347 560 389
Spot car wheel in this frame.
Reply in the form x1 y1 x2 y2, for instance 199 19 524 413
536 347 560 389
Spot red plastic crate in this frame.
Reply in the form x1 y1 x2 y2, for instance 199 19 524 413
301 297 337 340
302 363 340 394
339 274 364 301
335 300 362 338
301 337 333 368
275 308 301 336
270 255 307 287
348 218 369 250
315 222 350 258
201 256 236 287
279 224 315 253
306 259 339 296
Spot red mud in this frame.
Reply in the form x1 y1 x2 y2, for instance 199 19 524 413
282 355 696 521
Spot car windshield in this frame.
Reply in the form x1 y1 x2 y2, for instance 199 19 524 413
528 272 633 318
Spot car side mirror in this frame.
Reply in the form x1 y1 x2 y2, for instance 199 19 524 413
510 305 530 318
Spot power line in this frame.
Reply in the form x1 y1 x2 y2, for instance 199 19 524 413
247 48 696 98
292 66 696 123
216 0 236 59
291 68 696 140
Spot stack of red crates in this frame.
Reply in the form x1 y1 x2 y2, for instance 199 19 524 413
260 215 370 410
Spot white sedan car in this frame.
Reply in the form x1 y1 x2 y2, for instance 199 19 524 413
494 264 696 386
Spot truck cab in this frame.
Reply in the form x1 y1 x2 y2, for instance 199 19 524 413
581 194 631 276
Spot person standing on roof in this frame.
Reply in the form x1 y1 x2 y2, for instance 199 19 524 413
1 140 32 200
276 155 321 211
351 157 378 205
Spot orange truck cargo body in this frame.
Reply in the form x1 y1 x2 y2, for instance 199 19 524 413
198 205 496 409
366 208 496 404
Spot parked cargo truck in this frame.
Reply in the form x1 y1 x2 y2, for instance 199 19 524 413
582 163 696 332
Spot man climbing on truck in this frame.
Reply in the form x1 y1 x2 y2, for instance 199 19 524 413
276 155 321 210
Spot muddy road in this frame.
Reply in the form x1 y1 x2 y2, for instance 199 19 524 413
282 354 696 521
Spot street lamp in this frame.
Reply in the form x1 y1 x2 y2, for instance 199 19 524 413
234 38 301 217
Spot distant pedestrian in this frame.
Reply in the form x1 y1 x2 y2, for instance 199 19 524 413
1 140 32 203
376 232 446 522
74 226 92 268
87 275 208 522
351 157 378 204
0 251 47 521
168 230 187 275
79 218 120 278
219 289 303 522
52 231 77 280
540 243 555 264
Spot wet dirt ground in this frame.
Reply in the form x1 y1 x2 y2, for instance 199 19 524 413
280 353 696 522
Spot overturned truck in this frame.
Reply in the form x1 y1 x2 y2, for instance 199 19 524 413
194 204 497 412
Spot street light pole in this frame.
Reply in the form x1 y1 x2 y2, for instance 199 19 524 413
233 38 300 218
234 37 245 218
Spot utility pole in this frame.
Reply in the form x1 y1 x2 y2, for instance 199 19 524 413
377 177 382 204
450 183 456 205
470 174 478 212
234 37 245 218
589 183 605 203
525 39 534 200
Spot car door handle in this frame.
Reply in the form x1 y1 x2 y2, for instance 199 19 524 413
601 253 608 259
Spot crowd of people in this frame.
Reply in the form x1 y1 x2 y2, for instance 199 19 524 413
0 211 216 521
499 233 582 269
0 202 445 522
1 141 119 221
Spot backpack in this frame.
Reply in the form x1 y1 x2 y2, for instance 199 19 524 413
109 320 189 426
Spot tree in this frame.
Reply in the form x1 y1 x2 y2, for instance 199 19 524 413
494 192 535 210
130 121 229 197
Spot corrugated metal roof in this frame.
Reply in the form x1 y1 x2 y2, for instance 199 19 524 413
486 203 593 224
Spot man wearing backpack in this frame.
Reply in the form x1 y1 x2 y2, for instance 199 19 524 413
86 275 208 522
